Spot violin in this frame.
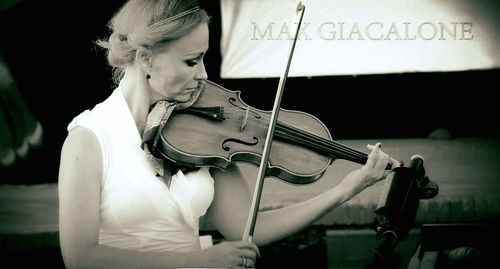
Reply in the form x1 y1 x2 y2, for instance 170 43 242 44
155 80 394 185
155 2 434 246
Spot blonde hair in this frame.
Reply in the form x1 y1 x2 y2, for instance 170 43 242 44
97 0 210 83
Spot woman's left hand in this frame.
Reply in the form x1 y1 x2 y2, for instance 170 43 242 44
339 142 393 198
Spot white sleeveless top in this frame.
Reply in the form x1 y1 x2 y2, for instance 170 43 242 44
67 86 215 252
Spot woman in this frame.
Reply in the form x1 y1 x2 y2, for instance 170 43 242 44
58 0 393 268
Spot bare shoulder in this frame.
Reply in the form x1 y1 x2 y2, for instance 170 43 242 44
61 126 100 154
59 126 102 186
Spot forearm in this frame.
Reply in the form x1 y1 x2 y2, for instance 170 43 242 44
214 145 389 247
252 181 356 246
63 244 201 269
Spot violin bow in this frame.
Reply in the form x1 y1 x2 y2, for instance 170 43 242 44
242 2 306 242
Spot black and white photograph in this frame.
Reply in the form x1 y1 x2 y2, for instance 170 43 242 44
1 0 499 268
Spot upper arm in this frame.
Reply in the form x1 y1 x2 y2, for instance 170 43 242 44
58 126 102 265
207 164 253 240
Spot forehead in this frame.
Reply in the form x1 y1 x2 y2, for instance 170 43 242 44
167 23 209 56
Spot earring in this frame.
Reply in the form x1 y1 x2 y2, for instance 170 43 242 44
146 73 151 79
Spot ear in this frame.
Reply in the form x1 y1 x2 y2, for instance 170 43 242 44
136 49 152 73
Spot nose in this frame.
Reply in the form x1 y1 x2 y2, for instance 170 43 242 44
195 61 208 81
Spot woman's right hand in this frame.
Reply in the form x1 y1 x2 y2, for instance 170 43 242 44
196 240 260 268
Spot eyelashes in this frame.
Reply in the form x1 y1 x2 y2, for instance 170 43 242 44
185 53 205 67
186 59 198 67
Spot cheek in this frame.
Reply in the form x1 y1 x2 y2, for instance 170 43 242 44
156 70 183 91
167 68 194 87
150 61 195 95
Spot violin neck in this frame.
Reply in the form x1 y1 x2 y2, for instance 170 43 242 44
275 122 392 170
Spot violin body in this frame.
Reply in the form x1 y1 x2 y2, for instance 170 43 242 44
157 81 334 184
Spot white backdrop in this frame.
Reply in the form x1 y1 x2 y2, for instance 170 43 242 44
220 0 500 78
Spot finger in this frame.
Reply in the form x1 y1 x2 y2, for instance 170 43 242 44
236 255 255 269
374 149 389 168
239 256 256 268
389 157 401 168
246 257 256 268
237 249 257 261
367 142 382 151
234 255 244 268
366 143 381 167
382 169 394 178
235 241 260 258
373 145 388 162
240 255 248 268
374 154 391 179
249 244 260 258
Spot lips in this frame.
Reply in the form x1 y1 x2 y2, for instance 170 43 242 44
186 85 199 91
185 81 205 92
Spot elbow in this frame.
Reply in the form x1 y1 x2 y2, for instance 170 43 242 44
61 252 80 269
60 246 96 269
61 251 83 269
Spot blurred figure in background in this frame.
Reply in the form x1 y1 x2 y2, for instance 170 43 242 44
0 53 43 167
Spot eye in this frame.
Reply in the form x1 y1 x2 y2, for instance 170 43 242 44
185 53 205 67
186 59 198 67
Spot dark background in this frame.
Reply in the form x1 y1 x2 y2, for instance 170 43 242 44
1 0 499 184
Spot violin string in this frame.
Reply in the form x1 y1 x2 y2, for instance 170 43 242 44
279 125 364 159
222 109 367 161
274 122 368 163
222 109 368 163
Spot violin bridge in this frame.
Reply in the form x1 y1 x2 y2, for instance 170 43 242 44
241 105 250 130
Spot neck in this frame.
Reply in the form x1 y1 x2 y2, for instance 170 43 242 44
120 67 151 135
